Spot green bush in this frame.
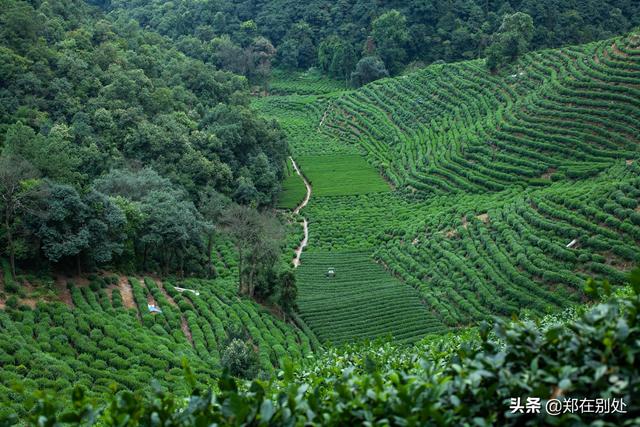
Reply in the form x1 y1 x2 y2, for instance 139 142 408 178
11 269 640 426
6 296 19 309
2 259 18 293
220 339 259 379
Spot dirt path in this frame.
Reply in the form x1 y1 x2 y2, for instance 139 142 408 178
118 277 136 310
293 218 309 268
155 280 177 306
55 276 74 308
155 279 193 345
146 292 158 308
290 157 312 267
291 157 311 215
181 317 193 345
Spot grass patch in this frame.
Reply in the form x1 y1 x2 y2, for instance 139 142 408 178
298 155 390 197
277 158 307 210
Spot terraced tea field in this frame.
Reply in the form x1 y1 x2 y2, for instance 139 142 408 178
323 35 640 194
0 274 316 417
258 33 640 341
297 154 390 197
295 251 445 345
269 70 348 96
277 157 307 209
252 94 358 157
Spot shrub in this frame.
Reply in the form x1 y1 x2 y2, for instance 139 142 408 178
14 267 640 425
6 296 19 309
220 339 259 379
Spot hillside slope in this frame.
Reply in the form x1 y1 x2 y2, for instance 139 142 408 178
0 271 317 419
325 34 640 192
257 32 640 341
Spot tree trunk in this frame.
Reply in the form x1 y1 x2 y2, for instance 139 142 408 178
179 247 184 278
248 266 255 298
206 233 213 278
5 212 16 279
142 244 148 271
164 249 173 277
237 245 244 295
76 253 82 276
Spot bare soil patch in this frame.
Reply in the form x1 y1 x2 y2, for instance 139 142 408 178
118 277 136 310
19 281 38 309
476 213 489 223
55 276 74 308
146 289 158 308
611 42 628 58
462 216 468 229
181 317 193 345
541 167 557 179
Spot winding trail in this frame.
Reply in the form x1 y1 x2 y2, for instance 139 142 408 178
291 156 312 267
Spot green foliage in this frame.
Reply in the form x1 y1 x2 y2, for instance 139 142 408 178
108 0 640 78
252 93 357 158
371 10 409 75
257 33 640 344
2 2 640 424
221 339 260 379
0 275 312 419
10 271 640 425
297 155 390 197
267 70 347 95
0 0 289 275
276 158 307 210
318 36 356 82
221 204 284 298
350 56 389 87
296 251 445 344
278 270 297 319
1 259 18 293
35 184 126 270
487 12 535 71
278 22 316 70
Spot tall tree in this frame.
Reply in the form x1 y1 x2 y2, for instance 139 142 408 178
318 36 356 82
35 183 90 275
248 36 276 90
371 10 409 75
221 204 259 295
351 56 389 87
0 154 40 279
198 188 230 278
279 270 297 321
221 204 283 298
95 168 206 275
3 122 86 186
486 12 535 71
278 21 316 69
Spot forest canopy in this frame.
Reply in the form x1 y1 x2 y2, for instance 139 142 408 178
104 0 640 82
0 0 288 276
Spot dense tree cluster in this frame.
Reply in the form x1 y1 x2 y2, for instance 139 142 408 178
106 0 640 83
486 12 535 71
0 1 288 277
